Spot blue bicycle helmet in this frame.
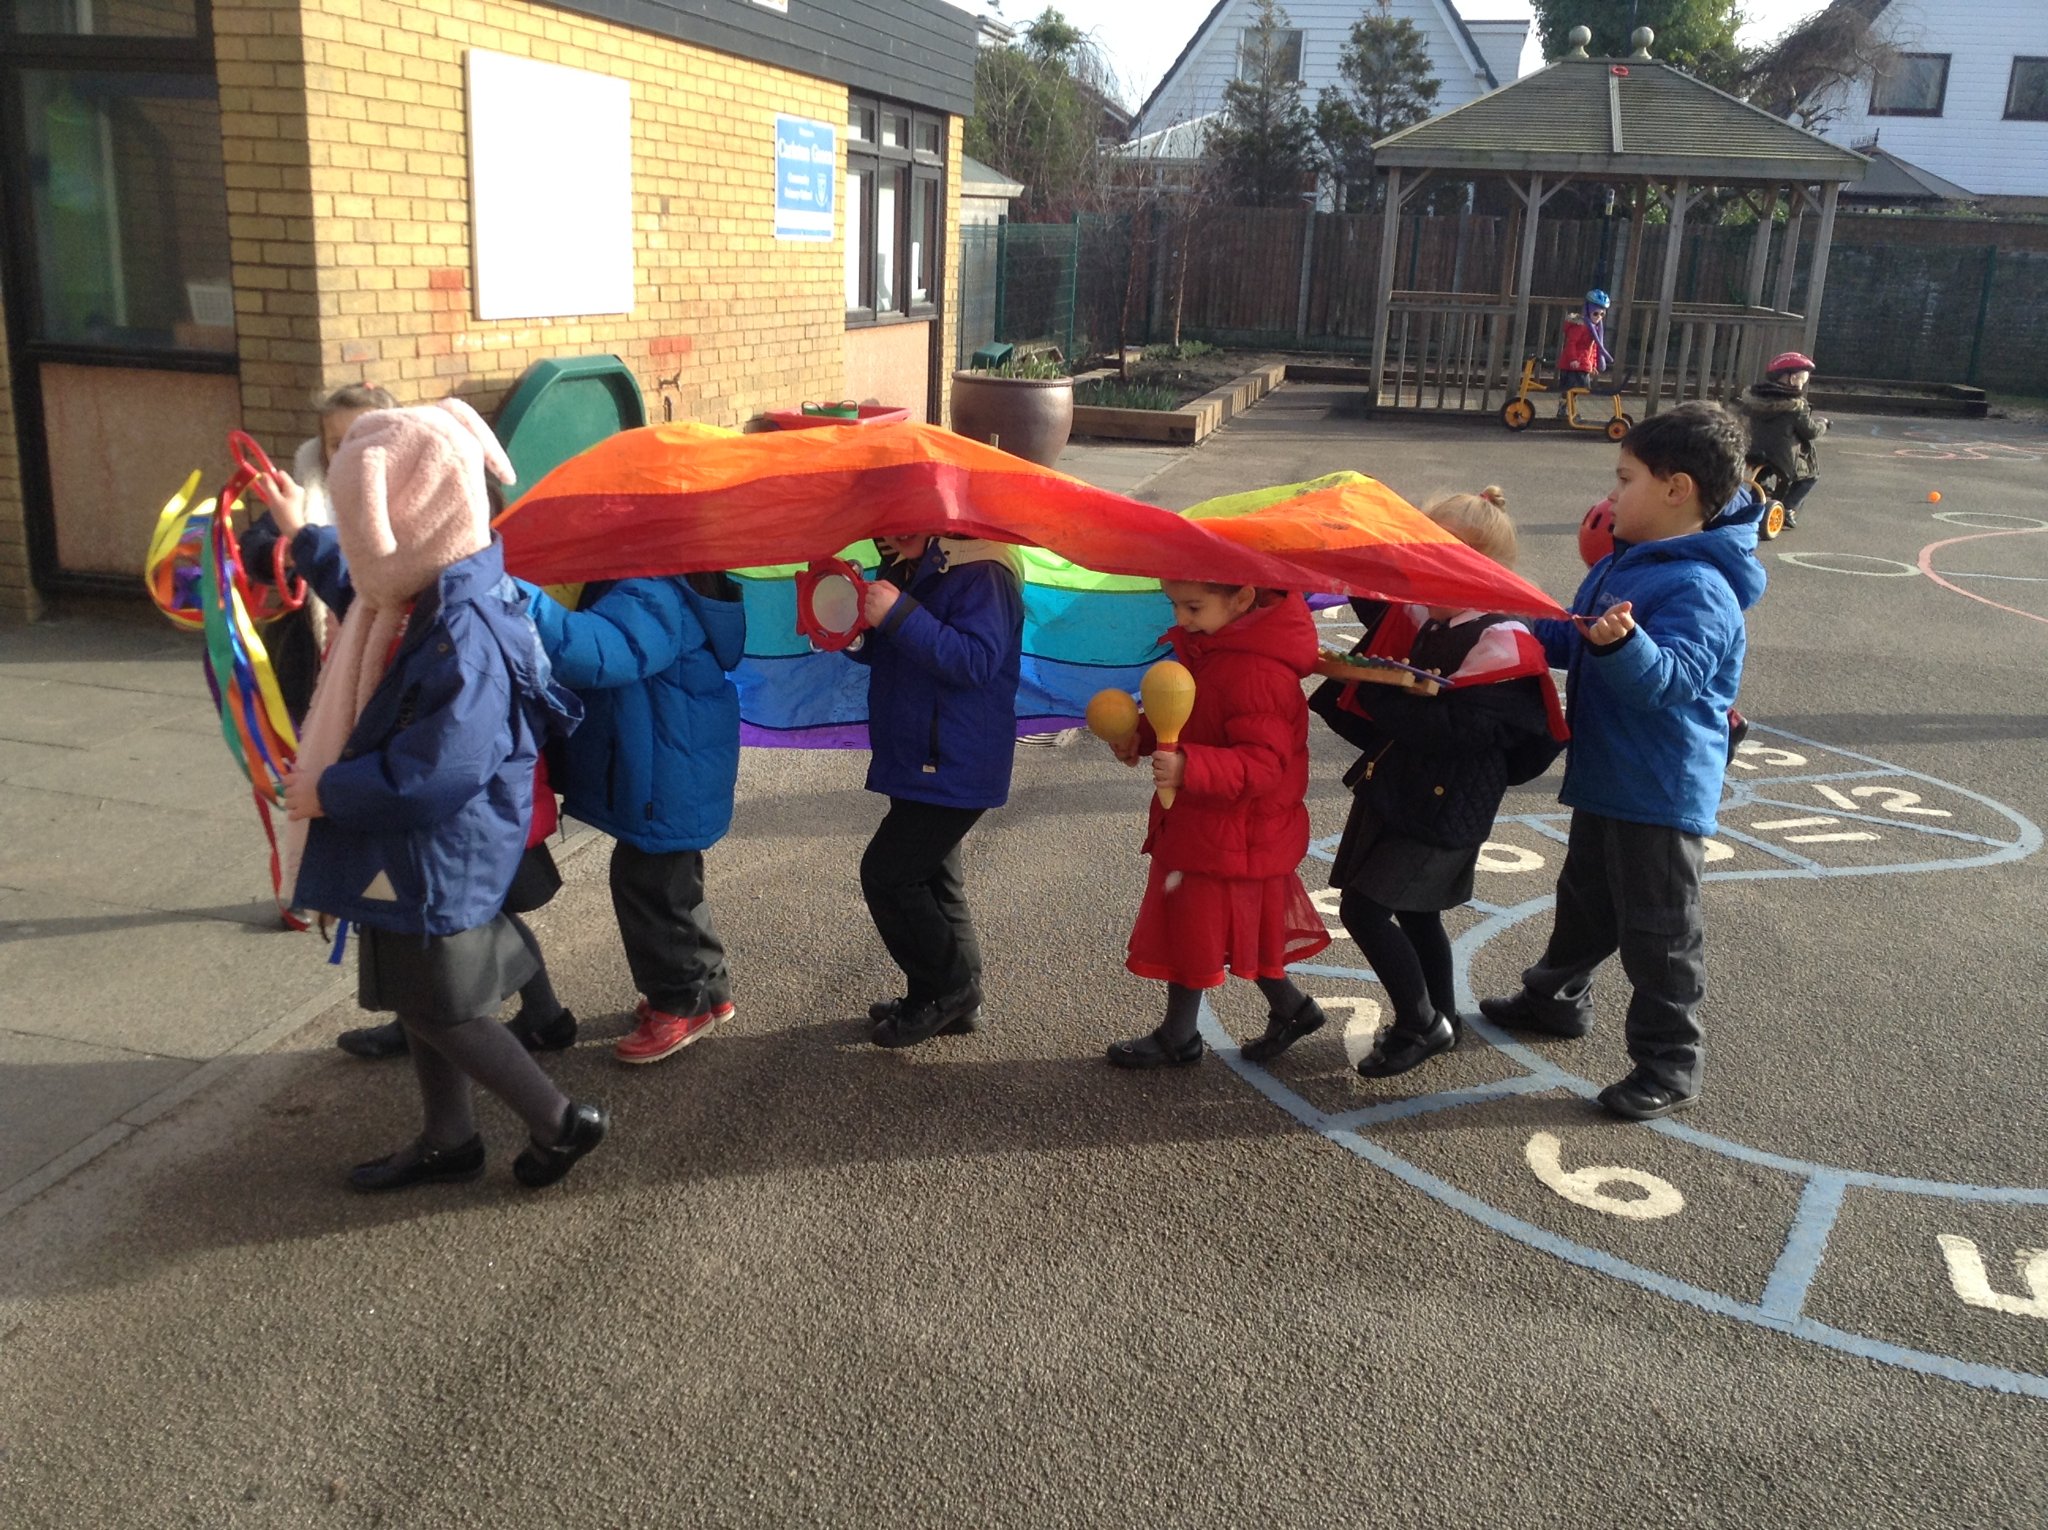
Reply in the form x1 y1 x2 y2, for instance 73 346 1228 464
1585 288 1611 308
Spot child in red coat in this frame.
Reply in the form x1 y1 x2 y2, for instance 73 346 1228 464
1102 584 1331 1068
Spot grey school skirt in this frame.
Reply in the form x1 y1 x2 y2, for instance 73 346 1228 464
357 913 537 1027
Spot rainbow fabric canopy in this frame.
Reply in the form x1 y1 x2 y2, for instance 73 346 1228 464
493 420 1563 745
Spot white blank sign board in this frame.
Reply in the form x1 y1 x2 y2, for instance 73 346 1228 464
466 50 634 321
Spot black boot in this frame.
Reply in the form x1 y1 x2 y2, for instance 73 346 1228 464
873 982 983 1048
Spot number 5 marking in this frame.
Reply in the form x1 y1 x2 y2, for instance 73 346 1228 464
1730 742 1808 771
1936 1236 2048 1320
1525 1132 1685 1220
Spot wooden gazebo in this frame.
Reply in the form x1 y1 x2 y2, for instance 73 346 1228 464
1365 27 1868 415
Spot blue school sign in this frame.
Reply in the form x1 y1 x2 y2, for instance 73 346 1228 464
775 115 835 241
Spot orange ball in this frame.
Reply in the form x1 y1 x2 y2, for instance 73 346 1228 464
1928 490 1943 503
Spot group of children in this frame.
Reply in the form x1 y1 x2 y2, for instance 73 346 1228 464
258 381 1764 1194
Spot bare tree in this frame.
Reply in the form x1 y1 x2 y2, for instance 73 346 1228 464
1742 0 1895 131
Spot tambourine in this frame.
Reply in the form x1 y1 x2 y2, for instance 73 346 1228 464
795 556 871 651
222 429 306 620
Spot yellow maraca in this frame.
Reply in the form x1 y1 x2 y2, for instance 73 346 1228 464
1085 688 1139 750
1139 659 1198 809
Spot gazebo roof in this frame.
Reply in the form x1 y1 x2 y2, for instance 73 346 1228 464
1373 55 1869 183
1845 145 1975 204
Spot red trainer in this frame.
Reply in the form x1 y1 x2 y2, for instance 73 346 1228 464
614 1000 735 1065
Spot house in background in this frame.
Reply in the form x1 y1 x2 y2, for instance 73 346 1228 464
1132 0 1531 144
1807 0 2048 211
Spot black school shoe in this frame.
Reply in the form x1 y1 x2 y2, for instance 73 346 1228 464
1105 1027 1205 1069
1357 1013 1459 1078
513 1103 610 1188
348 1134 485 1192
873 983 983 1048
337 1021 409 1060
1240 995 1328 1064
1597 1068 1699 1122
507 1007 579 1053
868 995 983 1034
1478 990 1592 1039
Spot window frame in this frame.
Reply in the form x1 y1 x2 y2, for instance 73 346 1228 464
1238 27 1304 85
1869 52 1950 118
2005 57 2048 122
845 92 944 328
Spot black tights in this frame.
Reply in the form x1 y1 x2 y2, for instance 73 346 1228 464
1338 891 1456 1034
1159 974 1310 1046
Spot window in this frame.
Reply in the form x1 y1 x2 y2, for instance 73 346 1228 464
18 69 234 353
1870 53 1950 117
2007 57 2048 122
8 0 200 36
1238 28 1304 84
846 93 944 325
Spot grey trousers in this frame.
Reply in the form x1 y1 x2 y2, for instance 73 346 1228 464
1521 810 1707 1093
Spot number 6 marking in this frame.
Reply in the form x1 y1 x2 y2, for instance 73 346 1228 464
1525 1132 1686 1220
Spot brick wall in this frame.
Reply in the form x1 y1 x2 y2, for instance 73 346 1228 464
217 0 948 439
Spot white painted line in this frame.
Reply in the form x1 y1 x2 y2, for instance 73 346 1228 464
1785 831 1882 844
1933 511 2048 531
1752 815 1840 830
1777 552 1921 577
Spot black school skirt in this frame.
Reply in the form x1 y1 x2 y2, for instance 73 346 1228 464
1329 796 1479 914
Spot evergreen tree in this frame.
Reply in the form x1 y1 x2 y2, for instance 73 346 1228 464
1203 0 1316 209
1313 0 1441 212
1530 0 1743 88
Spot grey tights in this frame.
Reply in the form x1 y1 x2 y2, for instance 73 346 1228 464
404 1013 569 1150
1159 976 1309 1045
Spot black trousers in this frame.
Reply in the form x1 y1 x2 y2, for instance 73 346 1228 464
609 842 731 1017
860 798 985 1003
1520 810 1707 1093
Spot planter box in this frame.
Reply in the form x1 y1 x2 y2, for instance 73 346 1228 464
1070 361 1287 448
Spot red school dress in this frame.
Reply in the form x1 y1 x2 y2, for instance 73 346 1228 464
1125 594 1332 989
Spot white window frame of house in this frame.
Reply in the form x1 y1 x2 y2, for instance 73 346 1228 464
1869 52 1951 118
1237 28 1304 85
2005 57 2048 122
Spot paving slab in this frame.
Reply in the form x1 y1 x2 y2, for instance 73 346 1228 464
0 1028 198 1187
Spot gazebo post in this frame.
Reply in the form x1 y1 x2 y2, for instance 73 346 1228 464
1646 177 1691 412
1803 180 1841 353
1745 187 1777 307
1611 183 1647 384
1505 171 1546 389
1772 187 1808 313
1369 167 1403 406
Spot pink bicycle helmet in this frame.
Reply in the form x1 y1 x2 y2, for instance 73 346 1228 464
1766 351 1816 377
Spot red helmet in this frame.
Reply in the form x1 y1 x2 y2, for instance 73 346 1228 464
1767 351 1816 376
1579 497 1616 567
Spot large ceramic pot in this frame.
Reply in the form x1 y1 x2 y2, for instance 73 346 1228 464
948 370 1074 468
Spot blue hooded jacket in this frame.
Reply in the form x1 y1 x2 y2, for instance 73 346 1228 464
525 576 747 853
1533 486 1768 836
849 539 1024 809
294 538 581 934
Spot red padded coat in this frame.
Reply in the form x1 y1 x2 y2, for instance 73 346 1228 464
1136 594 1319 880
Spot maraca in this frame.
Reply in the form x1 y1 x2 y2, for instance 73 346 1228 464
1085 688 1139 750
1140 659 1197 809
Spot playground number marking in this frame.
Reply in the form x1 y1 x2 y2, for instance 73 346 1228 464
1526 1133 1685 1221
1937 1237 2048 1321
1278 725 2048 1397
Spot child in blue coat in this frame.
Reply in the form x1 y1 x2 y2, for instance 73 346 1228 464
846 533 1024 1048
1481 403 1766 1121
283 399 603 1191
523 572 747 1065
